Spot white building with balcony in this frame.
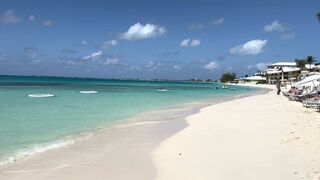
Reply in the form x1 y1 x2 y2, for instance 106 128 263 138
265 62 315 84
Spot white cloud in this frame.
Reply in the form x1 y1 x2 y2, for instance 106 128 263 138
102 57 120 66
66 59 83 66
189 17 224 30
180 38 201 47
180 40 189 47
29 15 36 22
43 20 53 27
264 21 295 40
24 47 41 64
83 50 102 60
101 40 118 49
255 63 270 71
81 40 88 45
264 21 286 32
0 54 7 61
190 39 201 46
247 65 253 70
213 17 224 25
0 10 22 24
107 40 117 46
230 39 268 55
248 63 270 71
280 32 295 40
145 61 163 71
64 53 124 67
173 65 182 71
204 61 219 70
120 23 166 40
227 67 234 71
129 65 142 71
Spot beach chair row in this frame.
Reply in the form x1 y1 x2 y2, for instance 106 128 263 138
283 90 320 112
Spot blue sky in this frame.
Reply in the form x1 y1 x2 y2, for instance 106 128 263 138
0 0 319 80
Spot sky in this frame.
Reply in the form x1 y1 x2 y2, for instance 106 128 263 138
0 0 319 80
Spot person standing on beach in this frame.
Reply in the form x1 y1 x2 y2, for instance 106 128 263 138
276 80 281 95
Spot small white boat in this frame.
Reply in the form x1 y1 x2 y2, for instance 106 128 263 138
28 94 55 98
80 91 98 94
157 88 169 92
221 86 228 89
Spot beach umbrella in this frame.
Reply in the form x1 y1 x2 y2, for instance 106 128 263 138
294 75 320 87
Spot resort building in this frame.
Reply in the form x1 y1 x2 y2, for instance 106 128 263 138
265 62 300 84
265 62 315 84
241 76 267 84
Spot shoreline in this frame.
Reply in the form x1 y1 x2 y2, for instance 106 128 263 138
0 85 267 179
0 86 264 168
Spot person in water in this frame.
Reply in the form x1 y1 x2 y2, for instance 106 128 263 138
276 80 281 95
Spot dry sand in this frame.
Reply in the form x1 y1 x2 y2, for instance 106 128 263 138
153 84 320 180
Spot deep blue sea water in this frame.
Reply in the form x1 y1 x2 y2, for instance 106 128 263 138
0 75 261 166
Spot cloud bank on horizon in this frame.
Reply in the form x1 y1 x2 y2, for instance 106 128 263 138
0 0 319 80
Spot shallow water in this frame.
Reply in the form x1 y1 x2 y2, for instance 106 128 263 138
0 75 262 165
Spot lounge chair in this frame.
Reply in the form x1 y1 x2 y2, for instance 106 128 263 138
289 91 318 102
302 98 320 108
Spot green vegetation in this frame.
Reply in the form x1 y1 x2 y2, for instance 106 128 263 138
295 59 307 70
306 56 316 69
294 56 317 71
220 73 236 83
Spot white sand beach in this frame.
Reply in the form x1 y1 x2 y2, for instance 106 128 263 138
1 85 319 180
1 0 319 179
153 85 320 180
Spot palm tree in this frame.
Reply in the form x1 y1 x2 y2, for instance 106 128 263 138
317 11 320 22
295 59 307 70
306 56 316 70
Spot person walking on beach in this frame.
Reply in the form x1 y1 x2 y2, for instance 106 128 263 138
276 80 281 95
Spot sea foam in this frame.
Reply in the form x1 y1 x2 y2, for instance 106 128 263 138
0 139 74 167
80 91 98 94
28 94 55 98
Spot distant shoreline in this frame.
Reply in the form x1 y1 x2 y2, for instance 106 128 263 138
0 74 218 83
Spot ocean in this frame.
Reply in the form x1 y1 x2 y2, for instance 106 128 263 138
0 75 261 166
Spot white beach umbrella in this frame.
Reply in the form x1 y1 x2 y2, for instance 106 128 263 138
294 75 320 87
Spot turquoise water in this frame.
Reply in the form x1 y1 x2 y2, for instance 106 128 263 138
0 75 260 165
